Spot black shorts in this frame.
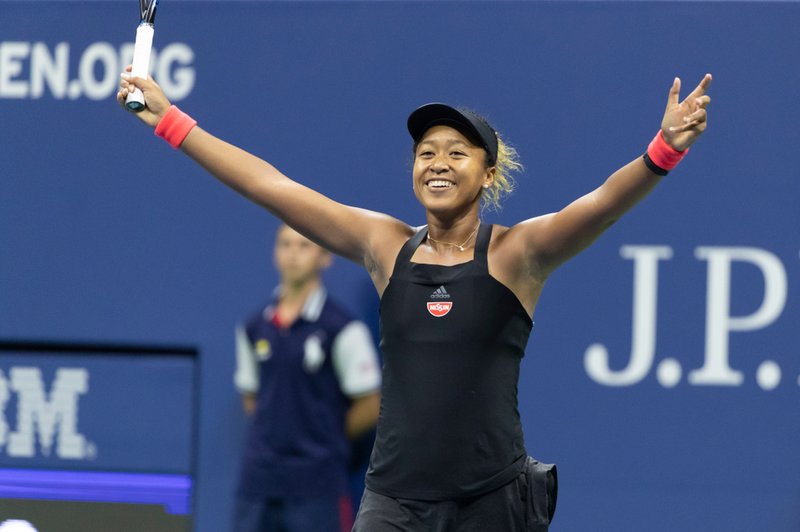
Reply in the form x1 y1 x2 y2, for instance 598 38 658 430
352 457 557 532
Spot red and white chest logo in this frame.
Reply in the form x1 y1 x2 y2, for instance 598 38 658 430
427 301 453 317
426 286 453 317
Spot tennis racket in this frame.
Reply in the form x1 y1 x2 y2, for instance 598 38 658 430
125 0 158 112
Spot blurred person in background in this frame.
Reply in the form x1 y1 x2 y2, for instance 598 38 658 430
233 224 381 532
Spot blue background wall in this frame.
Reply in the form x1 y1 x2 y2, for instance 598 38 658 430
1 1 798 530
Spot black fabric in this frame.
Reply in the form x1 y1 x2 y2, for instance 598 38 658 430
520 457 558 531
643 152 670 176
353 456 557 532
407 103 499 165
365 223 533 500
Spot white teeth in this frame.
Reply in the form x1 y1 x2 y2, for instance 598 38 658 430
428 180 453 188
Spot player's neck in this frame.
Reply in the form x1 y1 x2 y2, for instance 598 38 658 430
425 207 480 239
425 213 481 253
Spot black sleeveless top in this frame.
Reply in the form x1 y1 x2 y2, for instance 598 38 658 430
365 222 533 500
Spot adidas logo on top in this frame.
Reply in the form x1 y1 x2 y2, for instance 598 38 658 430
427 285 453 317
430 286 450 299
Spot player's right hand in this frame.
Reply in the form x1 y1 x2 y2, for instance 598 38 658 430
117 64 171 128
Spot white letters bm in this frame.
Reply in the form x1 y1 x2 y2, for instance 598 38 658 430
0 367 90 458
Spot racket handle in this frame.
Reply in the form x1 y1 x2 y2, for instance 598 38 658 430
125 23 154 112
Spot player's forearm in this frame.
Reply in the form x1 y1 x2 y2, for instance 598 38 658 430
181 126 291 205
533 156 664 272
178 126 372 263
592 156 663 225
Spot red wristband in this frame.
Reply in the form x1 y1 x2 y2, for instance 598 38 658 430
646 130 687 172
154 105 197 149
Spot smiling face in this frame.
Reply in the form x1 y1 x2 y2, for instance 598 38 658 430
412 125 495 216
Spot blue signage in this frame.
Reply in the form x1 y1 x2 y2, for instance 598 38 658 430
0 346 196 473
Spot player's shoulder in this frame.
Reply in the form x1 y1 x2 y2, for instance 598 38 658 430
487 222 516 252
489 215 556 251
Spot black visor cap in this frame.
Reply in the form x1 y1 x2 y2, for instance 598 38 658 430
407 103 498 165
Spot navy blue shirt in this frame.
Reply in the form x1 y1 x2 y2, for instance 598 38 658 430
235 287 381 499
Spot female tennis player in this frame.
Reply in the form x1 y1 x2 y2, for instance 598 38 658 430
118 69 711 531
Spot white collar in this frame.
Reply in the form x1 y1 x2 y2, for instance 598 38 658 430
264 285 327 323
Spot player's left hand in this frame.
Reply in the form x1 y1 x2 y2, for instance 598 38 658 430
117 64 171 128
660 74 712 152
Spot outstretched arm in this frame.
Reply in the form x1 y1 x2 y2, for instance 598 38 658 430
117 69 408 271
517 74 712 278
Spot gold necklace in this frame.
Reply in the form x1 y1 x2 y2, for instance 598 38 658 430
427 223 480 252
